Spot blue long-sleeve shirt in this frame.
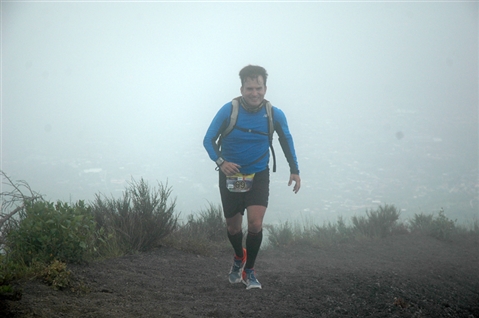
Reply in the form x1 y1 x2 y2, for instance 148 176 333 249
203 100 300 175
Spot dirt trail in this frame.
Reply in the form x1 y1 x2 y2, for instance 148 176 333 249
2 233 479 317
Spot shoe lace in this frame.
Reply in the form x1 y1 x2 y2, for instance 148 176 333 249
232 259 243 271
247 270 257 282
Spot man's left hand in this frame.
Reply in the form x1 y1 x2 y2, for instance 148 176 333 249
288 174 301 194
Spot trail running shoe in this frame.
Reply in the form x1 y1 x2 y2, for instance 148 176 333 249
242 268 262 289
228 248 246 283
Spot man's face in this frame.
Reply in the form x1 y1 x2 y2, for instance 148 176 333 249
240 76 267 107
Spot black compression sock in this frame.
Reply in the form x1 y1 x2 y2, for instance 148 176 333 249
227 231 244 258
245 230 263 269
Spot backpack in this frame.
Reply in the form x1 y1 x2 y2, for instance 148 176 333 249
218 97 277 172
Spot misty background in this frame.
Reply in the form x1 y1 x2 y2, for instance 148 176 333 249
2 2 478 226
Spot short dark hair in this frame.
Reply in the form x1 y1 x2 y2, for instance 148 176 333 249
239 65 268 86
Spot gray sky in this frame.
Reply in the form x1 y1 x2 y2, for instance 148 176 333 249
2 1 478 224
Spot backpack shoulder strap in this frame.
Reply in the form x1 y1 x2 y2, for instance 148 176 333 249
265 101 274 140
222 98 240 138
264 100 277 173
219 98 278 173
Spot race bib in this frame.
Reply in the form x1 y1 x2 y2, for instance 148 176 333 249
226 173 255 192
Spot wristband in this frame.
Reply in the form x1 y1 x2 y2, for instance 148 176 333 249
216 157 225 167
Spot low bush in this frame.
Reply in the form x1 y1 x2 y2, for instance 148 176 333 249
4 200 96 264
409 213 434 233
266 205 407 249
184 203 226 242
429 209 456 241
0 254 32 286
91 177 178 254
164 203 228 255
351 204 401 238
313 216 356 245
41 259 72 290
266 216 356 249
1 198 95 295
265 221 299 247
410 208 456 241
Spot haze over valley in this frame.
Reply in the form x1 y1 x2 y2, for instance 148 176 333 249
2 2 477 225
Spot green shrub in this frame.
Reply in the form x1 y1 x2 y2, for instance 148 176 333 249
336 216 356 240
410 209 456 241
164 203 227 255
0 254 29 285
409 213 434 233
430 209 456 241
351 204 400 238
1 258 72 293
91 177 178 253
89 226 123 260
266 216 356 249
468 217 479 233
184 203 226 242
41 259 71 290
313 216 355 245
0 283 22 301
265 221 298 247
311 222 337 245
5 200 96 264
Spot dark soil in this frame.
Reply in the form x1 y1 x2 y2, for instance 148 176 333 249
2 233 478 318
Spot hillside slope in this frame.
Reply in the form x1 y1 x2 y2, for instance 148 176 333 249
2 234 478 317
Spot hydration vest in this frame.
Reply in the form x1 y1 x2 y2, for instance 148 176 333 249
218 97 277 172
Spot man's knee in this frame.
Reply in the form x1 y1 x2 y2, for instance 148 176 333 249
247 206 266 233
247 219 263 233
226 213 243 235
227 224 242 235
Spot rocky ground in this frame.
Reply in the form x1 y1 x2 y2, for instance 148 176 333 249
1 233 478 318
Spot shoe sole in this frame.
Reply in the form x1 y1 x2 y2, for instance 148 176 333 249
242 279 262 290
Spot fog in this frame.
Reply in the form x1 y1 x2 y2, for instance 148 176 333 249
2 2 478 225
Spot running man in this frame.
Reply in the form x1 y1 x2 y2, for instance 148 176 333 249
203 65 301 289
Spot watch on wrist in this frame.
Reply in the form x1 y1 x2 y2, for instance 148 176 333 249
216 157 225 167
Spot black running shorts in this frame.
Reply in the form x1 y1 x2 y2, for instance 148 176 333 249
219 168 270 219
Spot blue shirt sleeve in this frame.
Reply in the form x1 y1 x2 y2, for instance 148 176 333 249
273 107 300 175
203 102 231 162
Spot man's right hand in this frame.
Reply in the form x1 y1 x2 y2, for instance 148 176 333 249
220 161 241 176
